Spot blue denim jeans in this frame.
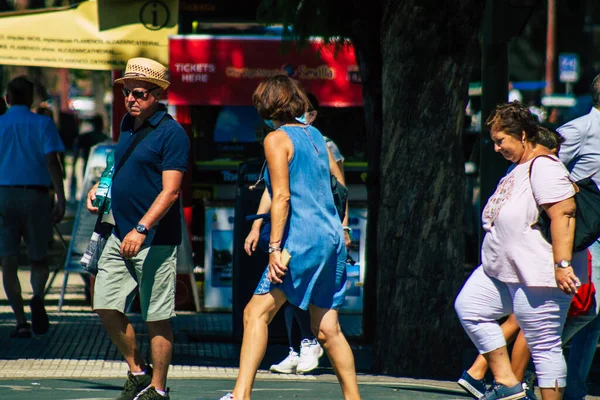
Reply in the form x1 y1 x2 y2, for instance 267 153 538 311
564 241 600 400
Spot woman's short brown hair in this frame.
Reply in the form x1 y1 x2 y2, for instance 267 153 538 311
252 75 310 123
485 101 539 144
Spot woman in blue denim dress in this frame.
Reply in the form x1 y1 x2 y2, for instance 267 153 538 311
219 75 360 400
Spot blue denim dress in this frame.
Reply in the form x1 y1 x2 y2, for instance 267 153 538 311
254 125 347 310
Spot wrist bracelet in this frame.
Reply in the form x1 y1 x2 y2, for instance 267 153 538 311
268 245 282 254
343 226 353 236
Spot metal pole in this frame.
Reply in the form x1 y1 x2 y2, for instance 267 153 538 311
545 0 556 96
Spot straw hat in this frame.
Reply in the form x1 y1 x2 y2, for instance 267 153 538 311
114 57 170 89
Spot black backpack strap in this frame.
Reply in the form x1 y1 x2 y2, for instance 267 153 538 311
113 113 172 180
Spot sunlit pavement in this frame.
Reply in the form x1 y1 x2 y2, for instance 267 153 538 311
0 203 598 400
0 377 473 400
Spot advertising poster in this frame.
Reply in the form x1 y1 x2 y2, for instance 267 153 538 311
204 207 234 311
169 36 362 107
341 208 367 313
0 0 177 70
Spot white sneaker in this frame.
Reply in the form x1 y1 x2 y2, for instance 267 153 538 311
297 339 324 374
269 348 299 374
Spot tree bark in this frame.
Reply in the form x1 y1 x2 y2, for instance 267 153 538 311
373 0 483 378
350 0 383 345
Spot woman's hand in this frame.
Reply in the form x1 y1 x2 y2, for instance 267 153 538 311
86 182 99 214
244 229 260 255
555 266 581 295
267 251 288 284
344 230 351 248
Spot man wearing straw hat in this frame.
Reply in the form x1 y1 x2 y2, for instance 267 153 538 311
87 57 189 400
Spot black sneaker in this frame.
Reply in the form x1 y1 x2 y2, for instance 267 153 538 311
117 367 153 400
134 386 169 400
30 295 49 335
9 322 32 338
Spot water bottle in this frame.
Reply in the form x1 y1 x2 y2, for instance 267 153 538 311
93 151 114 213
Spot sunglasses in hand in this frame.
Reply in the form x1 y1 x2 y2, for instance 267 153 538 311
122 87 158 100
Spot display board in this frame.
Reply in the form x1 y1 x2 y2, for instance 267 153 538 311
203 206 235 311
58 143 114 310
64 143 115 275
340 208 368 313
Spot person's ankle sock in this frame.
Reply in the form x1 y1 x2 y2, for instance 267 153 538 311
132 370 147 376
155 388 167 396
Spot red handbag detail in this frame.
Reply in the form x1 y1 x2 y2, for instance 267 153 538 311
568 250 596 318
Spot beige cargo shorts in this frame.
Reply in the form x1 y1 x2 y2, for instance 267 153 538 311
93 234 177 322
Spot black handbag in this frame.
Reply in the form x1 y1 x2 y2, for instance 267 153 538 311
331 174 348 222
530 155 600 252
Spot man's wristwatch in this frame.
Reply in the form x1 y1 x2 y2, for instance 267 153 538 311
343 226 353 236
554 260 572 269
135 224 149 235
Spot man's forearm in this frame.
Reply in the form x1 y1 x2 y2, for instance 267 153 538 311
46 153 65 201
138 190 180 230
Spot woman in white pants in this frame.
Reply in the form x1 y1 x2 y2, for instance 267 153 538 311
455 102 585 400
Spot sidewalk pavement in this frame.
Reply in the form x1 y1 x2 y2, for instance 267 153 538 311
0 210 598 399
0 268 477 400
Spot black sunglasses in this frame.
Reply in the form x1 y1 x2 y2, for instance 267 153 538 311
122 87 158 100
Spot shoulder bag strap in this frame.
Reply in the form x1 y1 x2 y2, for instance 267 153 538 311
94 113 172 227
112 113 172 180
528 154 557 179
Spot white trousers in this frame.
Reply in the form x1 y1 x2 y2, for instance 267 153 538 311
455 266 572 388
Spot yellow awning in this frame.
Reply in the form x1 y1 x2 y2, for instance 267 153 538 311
0 0 178 70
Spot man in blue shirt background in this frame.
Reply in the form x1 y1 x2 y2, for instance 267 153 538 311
556 75 600 400
0 76 66 338
87 58 189 400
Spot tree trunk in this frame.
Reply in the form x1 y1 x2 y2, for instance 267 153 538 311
350 0 383 345
373 0 483 378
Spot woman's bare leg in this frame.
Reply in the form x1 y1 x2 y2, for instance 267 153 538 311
483 346 521 388
467 314 522 379
232 289 287 400
511 330 531 382
309 305 360 400
539 387 564 400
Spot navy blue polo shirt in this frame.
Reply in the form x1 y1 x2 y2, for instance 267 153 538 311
112 104 189 246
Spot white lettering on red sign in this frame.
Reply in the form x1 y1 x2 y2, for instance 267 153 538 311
181 74 209 83
175 63 216 73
